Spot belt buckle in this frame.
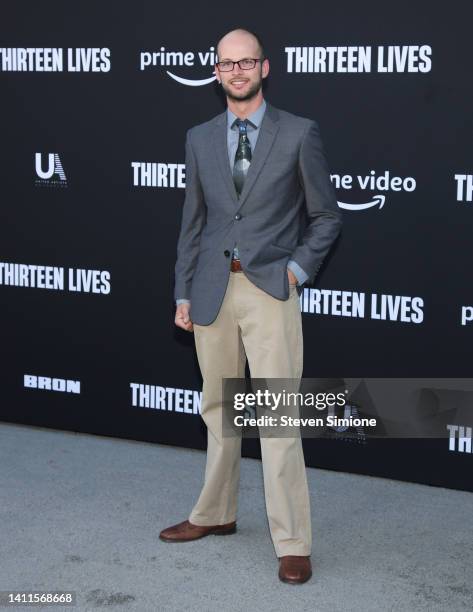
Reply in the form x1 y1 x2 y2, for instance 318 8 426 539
231 257 242 272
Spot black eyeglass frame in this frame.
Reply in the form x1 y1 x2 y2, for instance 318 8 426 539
215 58 266 72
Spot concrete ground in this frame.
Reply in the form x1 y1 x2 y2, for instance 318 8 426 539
0 421 472 612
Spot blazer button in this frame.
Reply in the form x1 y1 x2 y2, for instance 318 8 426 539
234 213 241 220
224 250 230 257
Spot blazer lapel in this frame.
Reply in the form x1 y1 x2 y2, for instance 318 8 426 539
212 110 239 206
212 102 280 211
237 104 279 210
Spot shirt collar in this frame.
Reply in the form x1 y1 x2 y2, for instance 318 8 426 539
227 98 267 131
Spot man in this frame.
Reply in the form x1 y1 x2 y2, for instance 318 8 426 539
159 28 342 585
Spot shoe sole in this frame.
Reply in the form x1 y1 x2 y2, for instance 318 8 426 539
278 571 312 585
159 524 237 542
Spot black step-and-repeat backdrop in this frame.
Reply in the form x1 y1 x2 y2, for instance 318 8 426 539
2 2 472 491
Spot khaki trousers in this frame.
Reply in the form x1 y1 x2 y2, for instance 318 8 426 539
188 270 312 557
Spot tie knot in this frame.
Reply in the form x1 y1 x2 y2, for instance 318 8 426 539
232 118 255 133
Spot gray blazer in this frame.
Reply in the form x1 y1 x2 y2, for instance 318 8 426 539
174 101 342 326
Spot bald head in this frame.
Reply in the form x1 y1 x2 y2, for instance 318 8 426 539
214 28 269 107
216 28 264 62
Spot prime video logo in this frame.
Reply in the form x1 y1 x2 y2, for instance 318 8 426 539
140 46 218 86
332 170 417 212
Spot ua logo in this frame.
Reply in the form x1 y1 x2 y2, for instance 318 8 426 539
35 153 67 181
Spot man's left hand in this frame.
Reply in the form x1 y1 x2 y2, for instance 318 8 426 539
287 268 298 285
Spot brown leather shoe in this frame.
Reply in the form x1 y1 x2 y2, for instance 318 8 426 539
159 519 237 542
278 555 312 584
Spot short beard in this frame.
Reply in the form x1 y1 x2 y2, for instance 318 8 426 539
220 74 262 102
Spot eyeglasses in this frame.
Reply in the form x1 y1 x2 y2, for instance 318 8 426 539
216 58 264 72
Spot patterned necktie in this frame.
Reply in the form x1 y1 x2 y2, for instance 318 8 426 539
232 118 252 197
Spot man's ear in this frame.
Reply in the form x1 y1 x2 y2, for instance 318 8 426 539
262 58 270 78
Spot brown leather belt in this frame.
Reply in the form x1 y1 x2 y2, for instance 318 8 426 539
230 258 243 272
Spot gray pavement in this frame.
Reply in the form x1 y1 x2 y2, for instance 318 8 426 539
0 422 472 612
